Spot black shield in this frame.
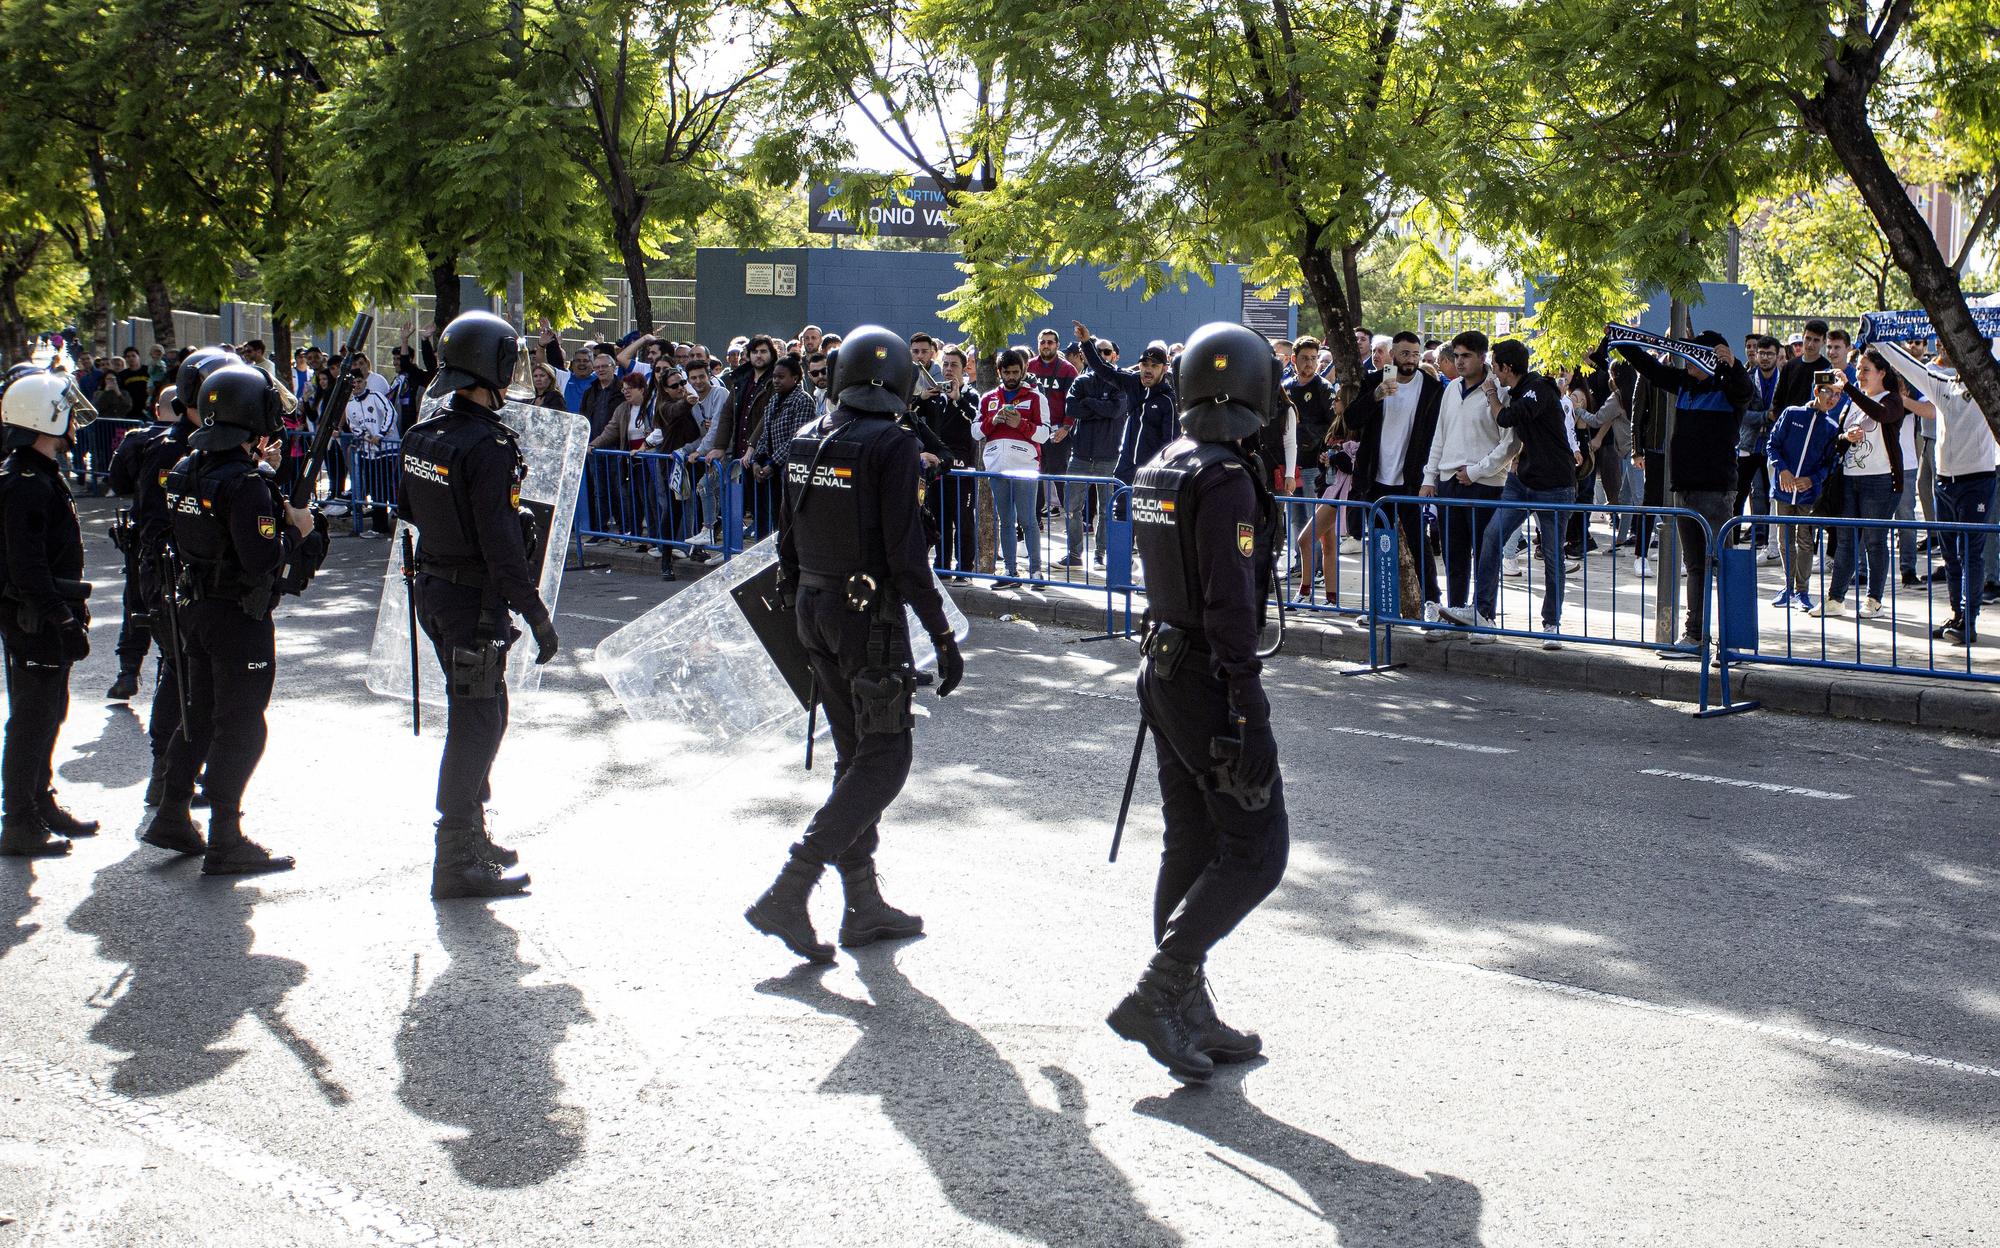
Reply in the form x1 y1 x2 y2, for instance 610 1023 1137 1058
730 561 815 709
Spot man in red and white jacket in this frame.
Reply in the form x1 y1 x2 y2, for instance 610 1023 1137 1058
1024 327 1080 543
974 348 1053 583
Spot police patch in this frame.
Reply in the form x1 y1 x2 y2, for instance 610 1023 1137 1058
1236 522 1254 557
1212 353 1229 371
257 515 277 540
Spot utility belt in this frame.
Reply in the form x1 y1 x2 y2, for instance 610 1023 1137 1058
1141 620 1207 680
180 560 275 618
418 556 489 589
1 580 91 634
799 566 925 735
796 568 901 617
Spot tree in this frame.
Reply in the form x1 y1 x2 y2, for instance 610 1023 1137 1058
544 0 785 331
947 0 1493 386
1741 180 1914 315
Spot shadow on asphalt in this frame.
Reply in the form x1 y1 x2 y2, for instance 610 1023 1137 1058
759 950 1185 1247
396 904 590 1188
1138 1070 1488 1247
67 847 312 1099
55 701 144 789
0 860 42 964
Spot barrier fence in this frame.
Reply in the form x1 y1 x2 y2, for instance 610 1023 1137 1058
206 440 1996 718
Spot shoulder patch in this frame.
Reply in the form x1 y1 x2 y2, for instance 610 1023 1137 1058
1236 522 1255 558
257 515 277 540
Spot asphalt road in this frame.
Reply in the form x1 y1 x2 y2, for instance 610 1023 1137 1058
2 502 1997 1247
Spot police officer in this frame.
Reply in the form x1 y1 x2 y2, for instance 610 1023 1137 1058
1107 321 1287 1085
744 324 964 963
0 372 100 856
398 310 559 901
137 364 326 874
106 348 238 739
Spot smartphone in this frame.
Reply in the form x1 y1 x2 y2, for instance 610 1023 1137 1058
1814 369 1838 387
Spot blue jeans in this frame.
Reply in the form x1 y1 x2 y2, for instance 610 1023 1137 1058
1936 473 1997 631
992 474 1042 578
1062 456 1119 557
1828 474 1900 603
1474 474 1572 626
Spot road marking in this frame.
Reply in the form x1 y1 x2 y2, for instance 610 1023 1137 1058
0 1055 481 1248
559 612 628 626
1327 726 1516 755
1424 960 2000 1081
1639 768 1853 800
1069 689 1138 704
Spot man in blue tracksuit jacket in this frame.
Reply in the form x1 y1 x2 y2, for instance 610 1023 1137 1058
1764 384 1845 608
1073 320 1178 486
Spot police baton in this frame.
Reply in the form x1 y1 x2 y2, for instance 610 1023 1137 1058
803 671 817 771
400 528 420 735
1107 717 1148 863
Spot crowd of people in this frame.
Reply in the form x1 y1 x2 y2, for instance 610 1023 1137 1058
26 307 2000 651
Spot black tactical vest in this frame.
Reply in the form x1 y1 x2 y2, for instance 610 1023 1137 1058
401 409 524 570
1133 437 1278 633
785 411 903 581
166 451 277 601
134 423 192 545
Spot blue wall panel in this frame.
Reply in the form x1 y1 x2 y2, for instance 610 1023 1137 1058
695 248 1293 357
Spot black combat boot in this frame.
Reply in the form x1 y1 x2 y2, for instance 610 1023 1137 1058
1181 964 1262 1063
143 758 166 807
139 799 206 856
201 812 296 876
745 856 836 964
430 824 529 899
39 791 98 837
0 815 70 858
836 862 923 948
1106 951 1215 1084
477 814 519 868
106 667 141 701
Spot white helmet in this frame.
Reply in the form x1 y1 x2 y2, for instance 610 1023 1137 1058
2 371 97 449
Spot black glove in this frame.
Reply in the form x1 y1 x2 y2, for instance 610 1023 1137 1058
530 614 560 665
930 632 963 697
1227 681 1276 798
59 618 90 663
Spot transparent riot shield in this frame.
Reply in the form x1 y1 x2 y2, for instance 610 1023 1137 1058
593 534 970 748
364 399 589 701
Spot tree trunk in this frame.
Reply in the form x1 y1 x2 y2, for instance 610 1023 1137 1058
273 318 293 375
615 225 653 337
1298 243 1361 387
1340 242 1366 327
0 273 27 366
144 274 177 352
1808 86 2000 441
430 254 461 332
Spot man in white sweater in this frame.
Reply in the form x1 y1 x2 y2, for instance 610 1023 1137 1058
1422 330 1517 620
1880 342 1997 644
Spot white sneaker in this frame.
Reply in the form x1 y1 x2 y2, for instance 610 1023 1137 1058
1759 546 1781 565
1808 598 1847 618
1634 557 1651 579
1469 612 1498 643
321 501 349 517
1438 604 1475 627
1422 601 1441 624
1540 626 1563 650
1338 537 1362 554
1504 556 1525 578
1563 558 1582 575
1859 597 1882 618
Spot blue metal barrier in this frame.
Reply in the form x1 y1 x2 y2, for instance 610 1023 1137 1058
1707 512 2000 711
932 468 1136 637
1276 493 1376 619
340 434 401 536
1364 494 1721 705
576 448 742 562
68 417 147 491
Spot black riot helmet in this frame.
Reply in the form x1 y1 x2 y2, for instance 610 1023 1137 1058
1173 321 1281 442
431 310 530 399
825 324 913 414
173 347 241 420
189 363 286 451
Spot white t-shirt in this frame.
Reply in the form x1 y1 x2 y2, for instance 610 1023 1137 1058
1840 391 1915 478
1375 377 1421 486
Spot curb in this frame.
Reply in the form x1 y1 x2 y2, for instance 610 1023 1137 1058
572 540 1999 738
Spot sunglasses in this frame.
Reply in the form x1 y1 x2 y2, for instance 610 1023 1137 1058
662 379 686 389
808 368 828 378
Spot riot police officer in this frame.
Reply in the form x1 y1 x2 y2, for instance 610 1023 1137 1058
107 348 238 767
744 324 964 964
398 310 559 901
137 364 326 874
1108 321 1287 1084
0 371 100 856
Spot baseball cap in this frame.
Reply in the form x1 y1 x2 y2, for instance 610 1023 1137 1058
1139 344 1170 365
1692 330 1729 348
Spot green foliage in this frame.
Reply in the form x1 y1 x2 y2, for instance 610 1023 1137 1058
1741 180 1914 316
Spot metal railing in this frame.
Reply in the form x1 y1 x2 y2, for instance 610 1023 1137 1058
575 449 746 564
1708 512 2000 706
